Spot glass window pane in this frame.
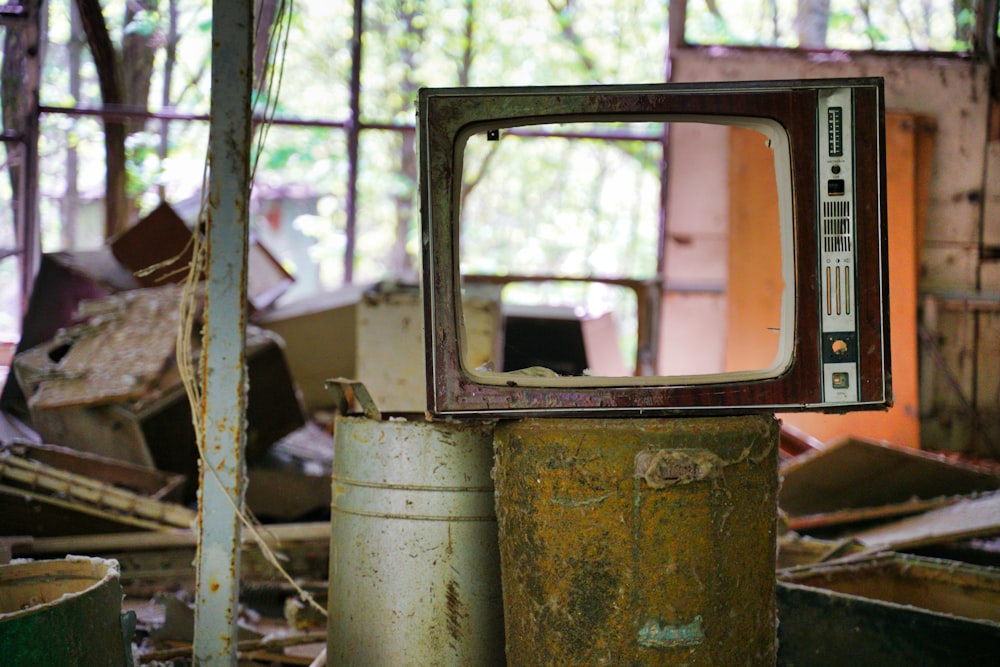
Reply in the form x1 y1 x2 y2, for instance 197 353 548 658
252 125 349 297
277 3 352 119
353 128 418 284
361 0 670 124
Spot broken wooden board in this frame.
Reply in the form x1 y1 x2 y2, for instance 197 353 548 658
785 495 961 533
850 491 1000 551
18 522 331 593
0 451 195 536
27 284 187 409
776 534 866 571
779 436 1000 521
4 441 185 502
109 202 197 288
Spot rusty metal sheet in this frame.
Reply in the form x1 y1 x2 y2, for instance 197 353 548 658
777 553 1000 665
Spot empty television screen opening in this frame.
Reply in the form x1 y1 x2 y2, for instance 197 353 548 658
457 119 795 387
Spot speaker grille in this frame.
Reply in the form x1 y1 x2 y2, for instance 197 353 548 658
823 200 852 253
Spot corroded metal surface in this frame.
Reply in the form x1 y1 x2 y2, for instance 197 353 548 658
493 415 779 666
328 415 504 666
194 1 254 664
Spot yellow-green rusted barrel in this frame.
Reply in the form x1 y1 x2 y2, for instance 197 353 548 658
493 415 779 666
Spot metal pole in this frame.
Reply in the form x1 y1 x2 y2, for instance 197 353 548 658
194 0 253 664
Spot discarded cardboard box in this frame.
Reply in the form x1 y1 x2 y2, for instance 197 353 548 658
257 283 499 414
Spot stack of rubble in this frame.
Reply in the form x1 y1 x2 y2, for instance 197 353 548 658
0 205 333 664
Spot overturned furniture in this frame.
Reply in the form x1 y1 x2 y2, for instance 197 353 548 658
13 285 306 502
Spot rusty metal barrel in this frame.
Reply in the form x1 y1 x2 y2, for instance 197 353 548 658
493 415 779 666
327 412 504 666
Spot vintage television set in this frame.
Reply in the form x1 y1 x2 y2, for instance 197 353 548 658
419 78 891 418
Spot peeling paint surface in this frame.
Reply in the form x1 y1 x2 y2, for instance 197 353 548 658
638 616 705 648
193 1 254 664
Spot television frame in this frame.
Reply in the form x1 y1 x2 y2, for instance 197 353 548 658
419 78 891 418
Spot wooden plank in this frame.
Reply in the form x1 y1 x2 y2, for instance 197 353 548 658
25 521 332 554
851 492 1000 550
726 125 783 374
779 436 1000 518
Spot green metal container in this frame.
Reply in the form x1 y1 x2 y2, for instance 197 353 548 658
0 556 134 667
493 415 779 666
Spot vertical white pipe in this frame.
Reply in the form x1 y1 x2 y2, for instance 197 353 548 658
194 0 253 664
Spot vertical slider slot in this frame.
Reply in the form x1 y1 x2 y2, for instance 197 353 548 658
835 266 842 315
845 271 851 315
826 266 832 315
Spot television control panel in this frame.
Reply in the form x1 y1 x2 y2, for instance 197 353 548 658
818 87 859 403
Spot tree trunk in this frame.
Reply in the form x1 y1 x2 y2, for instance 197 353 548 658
75 0 128 238
64 2 85 248
158 0 179 200
390 2 424 279
254 0 280 96
2 21 28 235
796 0 830 48
1 1 41 241
121 0 161 220
122 0 159 130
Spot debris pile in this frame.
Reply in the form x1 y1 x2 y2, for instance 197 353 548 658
777 436 1000 662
